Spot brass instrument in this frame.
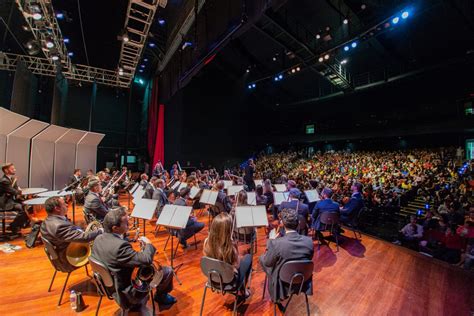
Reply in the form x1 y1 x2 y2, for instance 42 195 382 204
65 220 102 267
131 240 164 293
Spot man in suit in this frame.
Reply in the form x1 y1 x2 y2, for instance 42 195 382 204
340 182 364 225
139 173 149 189
277 189 310 234
244 159 256 191
91 207 176 311
174 187 205 248
143 176 157 199
0 163 26 234
152 179 169 218
215 181 232 214
259 208 314 307
68 169 82 186
40 196 103 272
83 180 109 221
312 188 340 239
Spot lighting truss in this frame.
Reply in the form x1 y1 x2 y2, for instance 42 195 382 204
118 0 161 83
0 52 130 88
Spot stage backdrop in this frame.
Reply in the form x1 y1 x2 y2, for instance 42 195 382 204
76 132 105 175
54 129 87 190
0 107 29 166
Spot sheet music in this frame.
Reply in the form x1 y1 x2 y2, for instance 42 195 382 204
156 205 175 226
223 180 233 189
273 192 289 205
156 205 192 229
131 199 159 220
130 182 140 194
199 189 218 205
189 186 200 199
171 181 180 190
235 206 254 228
132 187 145 201
305 189 321 203
251 205 268 227
274 184 287 192
254 179 263 187
178 182 188 191
247 192 257 205
227 185 244 196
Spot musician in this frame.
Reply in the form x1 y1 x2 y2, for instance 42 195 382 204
84 180 109 221
152 179 169 218
259 208 314 307
98 172 120 208
118 165 130 189
277 188 310 222
169 164 179 178
139 173 149 189
232 190 256 243
244 159 256 191
86 169 94 177
203 213 252 300
68 169 82 185
152 161 165 178
215 181 232 213
312 188 340 238
40 196 103 271
91 208 176 311
222 170 232 181
340 182 364 225
143 176 157 199
0 163 27 234
173 187 205 248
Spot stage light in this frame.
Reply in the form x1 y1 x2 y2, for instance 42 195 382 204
274 76 279 81
51 55 59 61
291 69 296 73
56 12 64 20
392 16 399 24
144 58 148 62
149 42 156 48
158 19 165 25
361 4 366 10
246 68 250 73
248 84 252 89
32 13 42 20
351 42 357 48
138 79 144 85
22 25 29 31
63 38 70 44
324 54 330 60
296 67 300 71
343 18 348 25
402 11 409 19
140 64 145 68
182 41 192 49
278 74 283 80
139 69 144 73
344 46 349 51
316 34 321 39
45 40 54 48
27 43 33 49
341 59 348 64
119 68 124 76
68 52 74 57
123 33 129 42
252 83 256 88
318 57 324 62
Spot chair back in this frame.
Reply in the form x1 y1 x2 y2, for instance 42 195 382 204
89 256 115 299
297 215 309 234
41 236 59 261
200 256 236 292
320 212 340 225
82 208 96 224
279 260 314 295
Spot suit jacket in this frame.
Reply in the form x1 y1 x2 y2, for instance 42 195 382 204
340 192 364 219
278 200 310 220
312 198 340 230
142 183 155 199
68 175 80 186
40 214 101 272
216 190 232 213
152 188 169 216
0 175 20 210
84 192 109 220
260 232 314 301
91 233 156 308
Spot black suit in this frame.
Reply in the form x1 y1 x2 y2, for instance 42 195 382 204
83 192 109 220
216 190 232 213
259 232 314 302
68 175 81 186
0 175 26 232
244 165 255 191
142 183 155 199
152 188 168 217
41 214 101 272
91 233 173 309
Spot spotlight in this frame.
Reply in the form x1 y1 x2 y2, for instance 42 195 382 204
139 69 144 73
273 56 277 61
361 4 366 10
140 64 145 68
144 58 148 62
149 42 156 48
316 34 321 39
182 41 192 49
45 40 54 49
274 76 279 81
343 18 348 25
63 38 69 44
27 43 33 49
341 59 348 65
296 67 300 71
246 68 250 73
119 67 124 76
392 16 399 24
123 33 129 42
51 55 59 61
68 52 74 57
248 84 252 89
351 42 357 48
344 46 349 51
138 79 144 85
278 74 283 80
158 19 165 25
32 13 42 20
324 54 330 60
252 83 256 88
22 25 29 31
291 69 296 73
56 12 64 20
401 11 409 19
318 57 324 62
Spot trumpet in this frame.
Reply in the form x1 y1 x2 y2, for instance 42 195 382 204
65 221 102 267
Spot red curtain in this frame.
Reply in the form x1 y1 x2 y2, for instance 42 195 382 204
147 79 165 168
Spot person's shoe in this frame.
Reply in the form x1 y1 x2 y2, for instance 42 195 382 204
392 240 402 245
276 302 286 312
180 241 188 249
155 293 177 305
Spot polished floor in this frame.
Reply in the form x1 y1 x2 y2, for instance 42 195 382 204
0 196 473 316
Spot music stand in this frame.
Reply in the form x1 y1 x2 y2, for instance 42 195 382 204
156 204 192 285
274 184 287 192
273 191 290 206
304 189 321 203
131 199 158 236
247 192 257 206
199 189 218 224
128 182 140 210
227 185 244 196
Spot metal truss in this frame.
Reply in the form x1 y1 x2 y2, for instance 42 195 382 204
0 52 130 88
118 0 161 82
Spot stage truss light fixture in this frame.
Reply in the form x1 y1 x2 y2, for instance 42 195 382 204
318 57 324 62
324 54 330 60
392 17 400 24
343 18 348 25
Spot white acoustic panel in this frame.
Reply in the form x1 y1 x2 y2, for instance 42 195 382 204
6 119 49 187
30 125 68 190
76 132 104 173
54 129 87 190
0 107 30 165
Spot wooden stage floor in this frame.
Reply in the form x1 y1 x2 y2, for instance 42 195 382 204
0 197 473 316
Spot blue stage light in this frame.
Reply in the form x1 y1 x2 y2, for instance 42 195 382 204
351 42 357 48
63 38 70 44
68 52 74 57
401 11 409 19
56 13 64 20
252 83 256 88
278 74 283 80
140 64 145 68
158 19 165 25
149 43 156 48
392 16 400 24
248 85 252 89
274 76 279 81
344 46 349 51
144 58 148 62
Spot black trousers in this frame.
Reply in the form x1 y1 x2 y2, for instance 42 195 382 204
154 266 174 299
10 203 28 233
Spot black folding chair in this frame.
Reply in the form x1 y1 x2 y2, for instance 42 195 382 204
262 260 314 315
343 207 367 240
199 256 246 316
318 212 340 251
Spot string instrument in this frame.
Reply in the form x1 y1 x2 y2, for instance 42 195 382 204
102 171 127 199
100 171 119 194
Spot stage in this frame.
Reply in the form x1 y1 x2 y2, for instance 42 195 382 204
0 196 472 316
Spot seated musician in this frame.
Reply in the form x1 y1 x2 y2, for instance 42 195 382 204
259 208 314 309
215 180 232 214
152 179 169 218
40 196 103 271
139 173 149 189
91 207 176 311
255 185 268 206
97 172 120 208
232 190 256 243
277 189 310 233
143 176 157 199
68 169 82 186
340 182 364 224
203 213 252 300
84 180 109 221
173 187 205 248
311 188 340 240
0 163 27 235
